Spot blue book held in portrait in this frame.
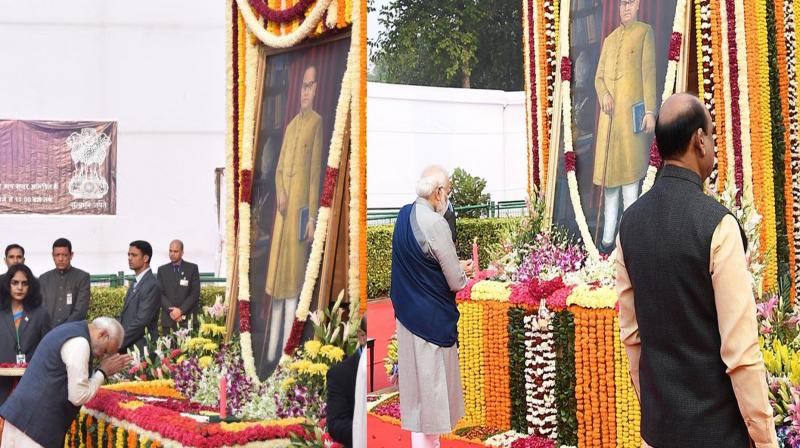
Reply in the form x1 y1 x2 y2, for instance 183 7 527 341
632 101 646 134
299 206 309 241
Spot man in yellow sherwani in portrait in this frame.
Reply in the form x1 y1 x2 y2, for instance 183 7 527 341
264 65 323 365
594 0 656 250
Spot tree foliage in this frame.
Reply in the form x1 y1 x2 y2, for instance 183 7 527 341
450 167 491 217
369 0 522 91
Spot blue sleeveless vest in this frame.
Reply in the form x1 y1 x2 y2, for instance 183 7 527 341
390 203 459 347
0 321 91 448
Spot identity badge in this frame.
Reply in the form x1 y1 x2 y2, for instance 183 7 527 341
66 293 73 305
180 279 189 287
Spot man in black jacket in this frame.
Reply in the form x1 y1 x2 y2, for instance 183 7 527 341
157 240 200 333
326 316 366 448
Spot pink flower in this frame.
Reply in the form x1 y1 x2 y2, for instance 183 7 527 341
757 295 779 319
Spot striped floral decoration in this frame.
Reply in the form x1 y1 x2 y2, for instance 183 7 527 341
459 302 486 426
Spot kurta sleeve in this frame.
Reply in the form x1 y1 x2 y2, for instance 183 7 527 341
275 120 292 201
615 236 641 399
595 34 611 100
642 26 657 113
711 215 777 447
61 337 105 406
308 116 324 221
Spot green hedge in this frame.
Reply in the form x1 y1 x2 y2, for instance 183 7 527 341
366 217 522 299
87 285 226 323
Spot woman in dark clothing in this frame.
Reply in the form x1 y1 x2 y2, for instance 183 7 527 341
0 264 51 404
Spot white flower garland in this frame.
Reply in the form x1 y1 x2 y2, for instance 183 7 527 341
225 0 236 307
523 303 557 439
719 0 734 188
484 430 527 447
786 0 800 297
559 0 687 260
235 0 333 49
82 409 291 448
347 2 363 309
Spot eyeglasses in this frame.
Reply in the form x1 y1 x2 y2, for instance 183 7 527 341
620 0 637 8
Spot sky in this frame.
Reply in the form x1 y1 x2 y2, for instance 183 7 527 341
367 0 391 71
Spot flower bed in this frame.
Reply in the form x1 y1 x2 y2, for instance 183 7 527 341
74 382 306 447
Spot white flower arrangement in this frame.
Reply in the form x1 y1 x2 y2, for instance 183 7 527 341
523 302 558 439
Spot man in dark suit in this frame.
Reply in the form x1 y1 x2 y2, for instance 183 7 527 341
40 238 91 327
326 316 367 448
157 239 200 334
119 240 161 354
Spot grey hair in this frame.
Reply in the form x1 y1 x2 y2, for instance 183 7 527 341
92 317 124 345
415 165 449 199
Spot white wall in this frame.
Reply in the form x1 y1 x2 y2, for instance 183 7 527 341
0 1 226 277
366 82 528 208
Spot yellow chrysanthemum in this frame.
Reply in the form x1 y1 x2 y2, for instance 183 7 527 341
304 340 322 357
183 337 213 351
203 343 219 352
309 363 329 376
199 356 213 369
281 377 296 390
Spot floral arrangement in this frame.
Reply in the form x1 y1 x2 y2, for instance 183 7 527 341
515 233 585 284
523 303 557 439
566 285 617 310
471 281 512 302
288 419 344 448
571 306 617 448
508 307 529 434
484 430 527 447
553 310 577 446
81 389 303 447
277 340 345 419
458 302 485 425
484 302 512 429
383 333 398 385
613 319 640 448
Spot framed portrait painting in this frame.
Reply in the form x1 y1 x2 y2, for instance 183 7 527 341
246 33 351 380
545 0 692 255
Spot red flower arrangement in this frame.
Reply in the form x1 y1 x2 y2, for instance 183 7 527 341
239 301 252 333
649 139 662 168
565 151 577 173
510 434 555 448
0 363 27 368
85 389 304 447
528 277 565 301
560 57 572 82
724 0 743 202
668 32 683 61
247 0 316 23
320 167 339 208
240 169 253 204
283 318 306 355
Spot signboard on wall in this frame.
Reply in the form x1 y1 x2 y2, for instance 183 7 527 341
0 120 117 215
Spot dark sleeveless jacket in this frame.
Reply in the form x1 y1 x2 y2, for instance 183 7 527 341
0 321 91 448
619 165 749 448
